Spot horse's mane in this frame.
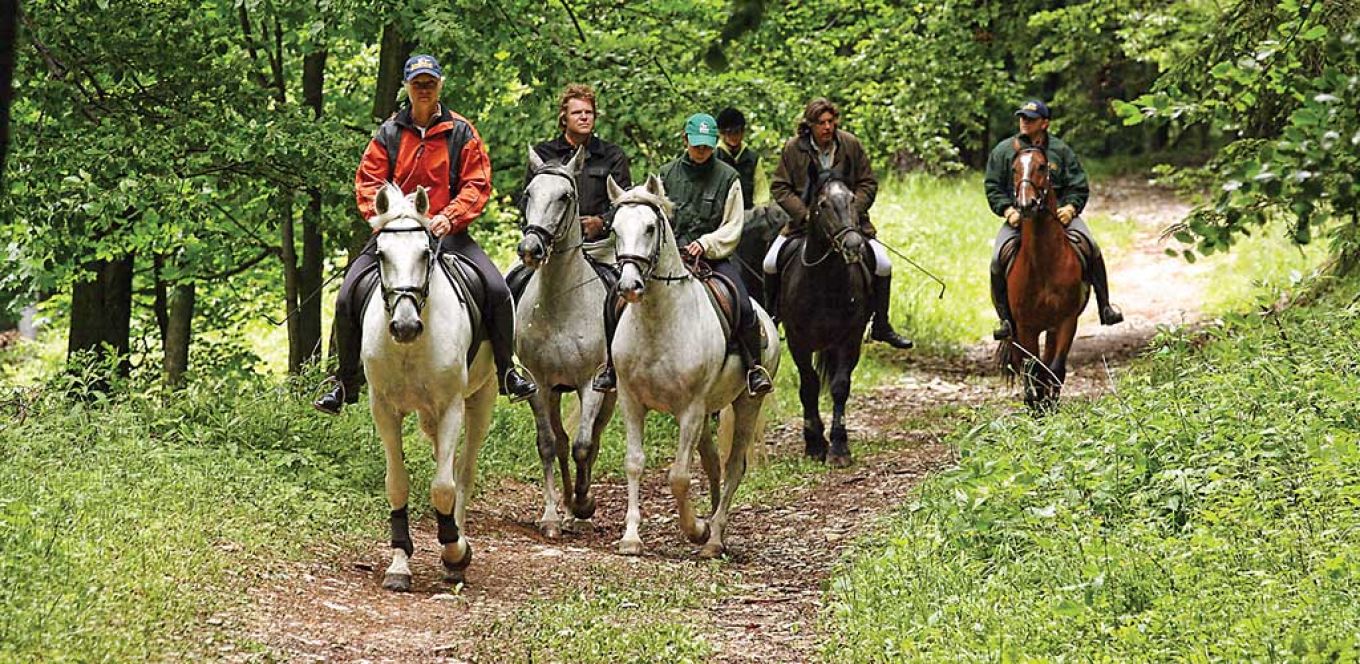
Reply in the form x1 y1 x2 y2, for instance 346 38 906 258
615 185 675 219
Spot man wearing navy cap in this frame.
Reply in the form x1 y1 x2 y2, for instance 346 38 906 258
314 54 537 414
983 99 1123 341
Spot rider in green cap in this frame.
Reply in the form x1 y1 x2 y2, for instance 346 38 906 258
592 113 774 396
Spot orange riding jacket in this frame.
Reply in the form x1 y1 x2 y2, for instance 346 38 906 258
354 105 492 234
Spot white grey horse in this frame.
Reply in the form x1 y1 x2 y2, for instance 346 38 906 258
515 145 617 538
362 183 496 591
607 176 780 559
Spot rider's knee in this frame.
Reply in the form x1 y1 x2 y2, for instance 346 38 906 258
763 236 787 274
869 239 892 277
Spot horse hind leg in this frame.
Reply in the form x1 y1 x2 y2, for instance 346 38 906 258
701 397 761 559
529 390 565 538
696 412 721 514
374 404 413 592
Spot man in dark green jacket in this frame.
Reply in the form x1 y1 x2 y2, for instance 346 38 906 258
592 113 773 396
764 97 912 350
983 99 1123 341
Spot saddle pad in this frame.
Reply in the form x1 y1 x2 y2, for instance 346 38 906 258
1000 233 1092 282
437 253 486 368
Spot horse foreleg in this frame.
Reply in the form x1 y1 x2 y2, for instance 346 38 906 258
701 397 761 559
671 407 710 546
696 414 721 514
547 392 573 523
1013 328 1044 412
617 392 647 556
791 346 826 461
827 346 860 468
528 390 565 539
429 397 467 583
1044 316 1079 410
569 388 609 523
444 382 495 583
373 404 412 592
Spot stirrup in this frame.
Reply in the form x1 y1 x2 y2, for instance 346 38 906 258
500 367 537 403
745 365 774 397
591 363 617 394
993 320 1014 341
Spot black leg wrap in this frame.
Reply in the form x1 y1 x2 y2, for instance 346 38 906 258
435 509 461 546
389 507 413 557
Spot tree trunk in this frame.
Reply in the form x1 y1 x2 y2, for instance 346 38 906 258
68 255 134 381
296 46 327 370
0 0 16 181
279 190 307 374
163 282 195 387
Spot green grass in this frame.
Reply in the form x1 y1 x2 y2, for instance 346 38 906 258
824 276 1360 662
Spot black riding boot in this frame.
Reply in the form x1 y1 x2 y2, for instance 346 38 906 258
506 264 532 304
991 261 1014 340
591 289 621 393
763 273 781 324
869 274 913 349
489 297 537 402
313 311 363 415
1089 252 1124 326
739 319 773 396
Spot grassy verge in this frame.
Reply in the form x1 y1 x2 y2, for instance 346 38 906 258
824 277 1360 661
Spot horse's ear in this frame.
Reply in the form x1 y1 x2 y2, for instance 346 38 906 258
527 144 545 173
645 173 665 199
413 186 430 217
606 175 624 203
568 145 587 174
375 186 392 217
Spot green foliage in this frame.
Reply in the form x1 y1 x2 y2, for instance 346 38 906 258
825 279 1360 661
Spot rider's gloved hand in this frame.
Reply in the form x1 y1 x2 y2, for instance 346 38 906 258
580 215 606 241
429 213 452 237
1004 206 1021 228
1056 205 1077 226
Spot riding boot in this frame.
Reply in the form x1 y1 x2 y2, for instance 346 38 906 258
991 263 1014 341
591 288 621 393
313 308 364 415
868 275 913 350
1089 252 1124 326
762 273 781 324
489 296 537 402
739 320 773 396
506 264 532 305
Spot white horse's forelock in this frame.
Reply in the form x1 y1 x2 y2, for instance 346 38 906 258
613 186 674 220
369 182 428 232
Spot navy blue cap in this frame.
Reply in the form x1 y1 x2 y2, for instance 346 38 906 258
403 54 442 82
1015 99 1050 119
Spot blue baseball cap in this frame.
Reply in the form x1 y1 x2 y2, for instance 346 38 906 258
1015 99 1050 119
403 54 442 82
684 113 719 148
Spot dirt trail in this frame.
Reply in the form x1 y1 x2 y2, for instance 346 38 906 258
224 179 1203 663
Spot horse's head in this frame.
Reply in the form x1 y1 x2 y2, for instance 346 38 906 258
369 183 436 344
519 145 584 268
607 174 674 303
1011 144 1053 219
811 170 866 263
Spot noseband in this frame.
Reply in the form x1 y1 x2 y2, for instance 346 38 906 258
376 222 437 316
521 169 580 258
614 200 690 283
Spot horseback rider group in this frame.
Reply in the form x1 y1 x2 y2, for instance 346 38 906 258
313 54 1121 415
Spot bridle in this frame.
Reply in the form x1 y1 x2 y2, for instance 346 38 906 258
1012 143 1052 213
375 220 437 316
613 199 691 283
805 177 865 266
521 168 580 260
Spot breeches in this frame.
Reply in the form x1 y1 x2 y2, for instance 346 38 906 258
763 235 892 276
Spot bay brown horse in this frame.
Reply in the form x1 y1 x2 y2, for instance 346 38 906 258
1001 143 1089 411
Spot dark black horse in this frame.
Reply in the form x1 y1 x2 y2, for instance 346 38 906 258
770 172 873 467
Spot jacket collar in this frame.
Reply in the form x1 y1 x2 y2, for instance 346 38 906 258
549 133 606 157
798 129 842 157
394 104 452 130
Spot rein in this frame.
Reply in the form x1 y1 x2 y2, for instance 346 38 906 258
614 199 691 283
376 222 438 315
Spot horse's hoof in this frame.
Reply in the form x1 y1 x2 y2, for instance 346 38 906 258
540 521 562 539
567 518 594 535
828 453 853 468
698 543 724 559
618 538 643 556
804 445 827 462
441 543 472 583
571 494 597 521
381 572 412 593
686 518 711 545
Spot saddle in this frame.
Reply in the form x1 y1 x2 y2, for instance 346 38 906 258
605 258 768 353
999 230 1093 282
354 251 488 368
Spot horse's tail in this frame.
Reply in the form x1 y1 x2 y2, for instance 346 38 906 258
717 405 768 469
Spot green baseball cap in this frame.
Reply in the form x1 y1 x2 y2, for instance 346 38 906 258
684 113 719 148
